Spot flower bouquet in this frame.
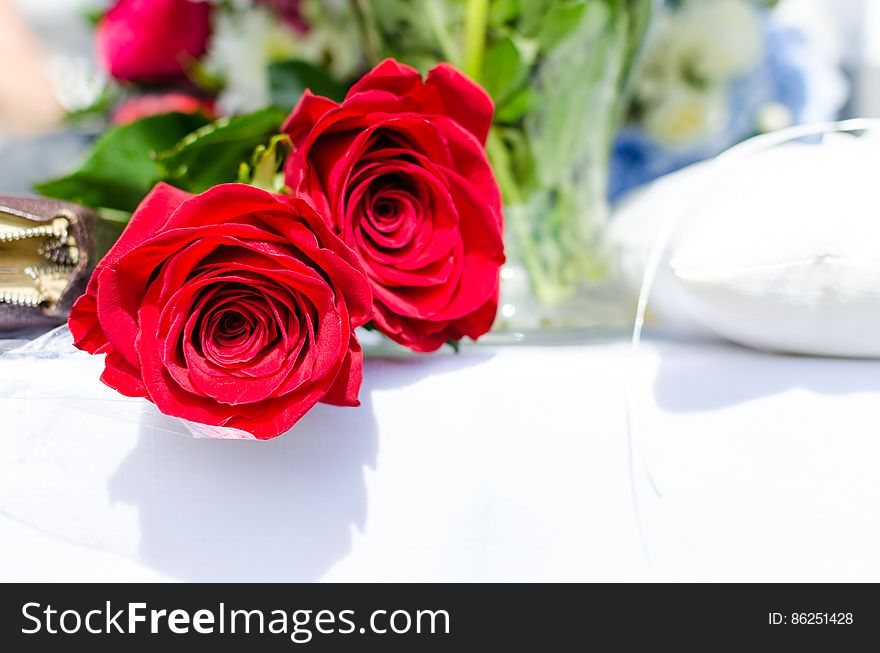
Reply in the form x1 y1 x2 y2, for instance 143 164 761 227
610 0 847 201
24 0 652 439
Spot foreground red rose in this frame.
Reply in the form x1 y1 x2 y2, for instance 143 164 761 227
97 0 212 82
111 93 216 125
282 59 505 352
69 183 372 439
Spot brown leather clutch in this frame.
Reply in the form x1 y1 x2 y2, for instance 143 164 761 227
0 195 95 330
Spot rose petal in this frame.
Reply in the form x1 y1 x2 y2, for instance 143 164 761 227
281 90 340 143
320 336 362 407
345 58 423 99
421 63 494 145
68 283 108 355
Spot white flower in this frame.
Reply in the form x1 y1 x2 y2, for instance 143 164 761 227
756 102 793 133
635 13 680 104
671 0 764 82
203 1 363 115
637 0 763 102
46 54 106 113
644 85 728 149
288 26 362 81
204 6 299 115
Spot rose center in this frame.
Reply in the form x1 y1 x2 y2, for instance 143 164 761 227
348 167 430 254
216 310 250 341
373 198 397 221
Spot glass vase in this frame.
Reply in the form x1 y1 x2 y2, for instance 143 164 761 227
361 0 654 341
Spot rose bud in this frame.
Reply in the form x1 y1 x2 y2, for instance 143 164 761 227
69 183 372 439
97 0 212 82
282 59 505 352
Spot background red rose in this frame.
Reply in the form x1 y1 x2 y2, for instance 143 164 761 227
111 93 216 125
69 183 372 439
256 0 307 32
97 0 212 82
282 59 505 352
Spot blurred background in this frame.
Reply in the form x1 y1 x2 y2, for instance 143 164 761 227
0 0 875 197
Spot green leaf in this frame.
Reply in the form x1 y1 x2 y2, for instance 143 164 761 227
481 35 530 107
495 86 536 124
156 108 287 193
518 0 561 37
81 6 105 28
518 0 590 51
537 0 589 51
34 112 211 212
490 0 522 27
268 59 346 109
499 126 536 195
95 207 132 224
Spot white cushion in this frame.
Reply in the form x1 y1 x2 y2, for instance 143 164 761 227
611 134 880 358
669 135 880 357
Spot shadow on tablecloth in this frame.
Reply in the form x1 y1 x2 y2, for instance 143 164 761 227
107 351 493 581
651 340 880 413
108 392 378 582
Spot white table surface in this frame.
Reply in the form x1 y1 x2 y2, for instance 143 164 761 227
1 332 879 582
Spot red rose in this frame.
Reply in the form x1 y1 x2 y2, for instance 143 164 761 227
111 93 216 125
69 183 372 439
97 0 212 82
282 59 504 352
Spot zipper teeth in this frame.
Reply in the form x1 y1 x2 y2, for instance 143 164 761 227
0 289 44 308
0 217 76 308
0 264 69 310
38 239 79 266
0 225 68 243
27 262 74 279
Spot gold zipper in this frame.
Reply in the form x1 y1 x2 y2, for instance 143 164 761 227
0 211 80 310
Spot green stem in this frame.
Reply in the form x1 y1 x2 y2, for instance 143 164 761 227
350 0 383 66
425 1 459 66
487 128 555 302
488 128 578 305
463 0 489 81
485 128 521 205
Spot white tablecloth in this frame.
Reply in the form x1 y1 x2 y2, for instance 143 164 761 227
1 333 879 582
